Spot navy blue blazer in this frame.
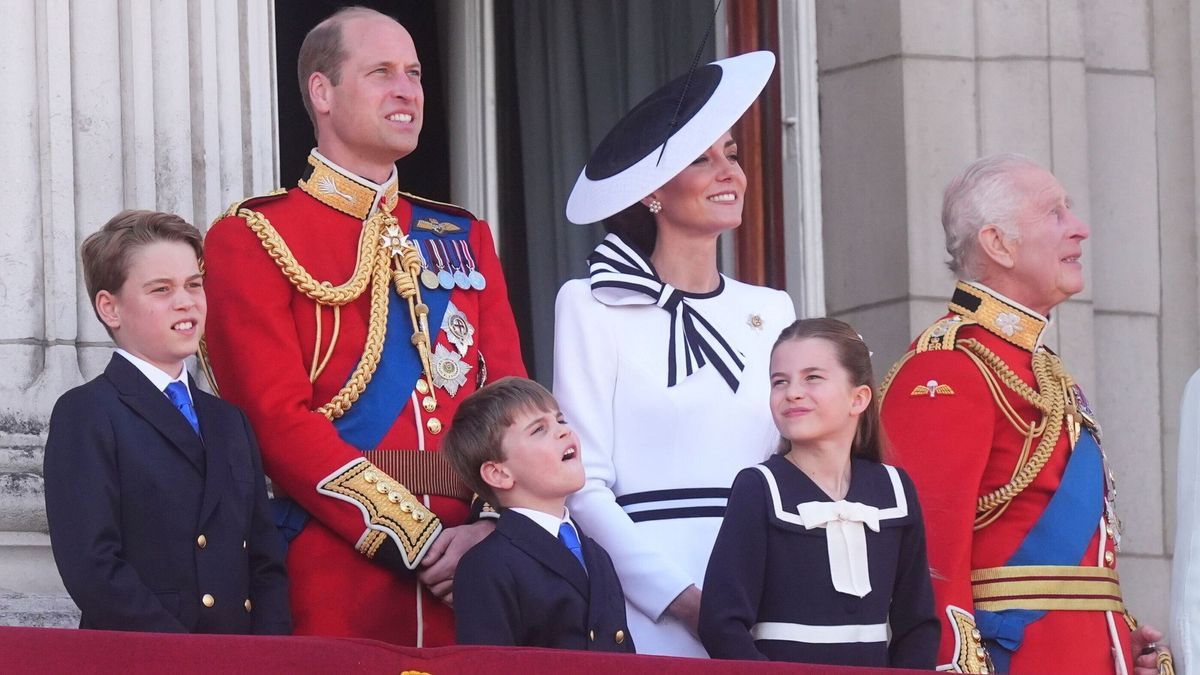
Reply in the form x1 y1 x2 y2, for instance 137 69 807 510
43 354 290 634
699 456 937 668
455 509 635 653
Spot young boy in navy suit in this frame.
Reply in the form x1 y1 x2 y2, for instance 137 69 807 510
444 377 634 652
43 210 290 634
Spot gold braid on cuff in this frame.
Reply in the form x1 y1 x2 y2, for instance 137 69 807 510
944 605 993 674
318 459 442 569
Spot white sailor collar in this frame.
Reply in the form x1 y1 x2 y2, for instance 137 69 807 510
753 457 910 598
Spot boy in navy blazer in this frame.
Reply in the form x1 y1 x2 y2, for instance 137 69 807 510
444 377 634 652
43 210 290 634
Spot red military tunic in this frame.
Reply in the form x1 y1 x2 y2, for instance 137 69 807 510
880 281 1132 674
203 151 526 646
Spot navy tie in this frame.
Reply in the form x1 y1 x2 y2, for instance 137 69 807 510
558 522 586 569
164 381 200 436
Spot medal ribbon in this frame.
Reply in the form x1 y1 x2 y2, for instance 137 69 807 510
586 233 745 391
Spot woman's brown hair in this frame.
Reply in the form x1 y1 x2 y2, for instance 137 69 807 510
770 318 883 462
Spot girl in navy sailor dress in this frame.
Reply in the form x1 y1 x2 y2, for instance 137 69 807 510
699 318 939 668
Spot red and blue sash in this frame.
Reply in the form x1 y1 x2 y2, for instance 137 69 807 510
272 205 472 541
332 205 470 450
975 428 1105 672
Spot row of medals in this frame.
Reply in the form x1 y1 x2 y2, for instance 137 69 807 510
413 238 487 291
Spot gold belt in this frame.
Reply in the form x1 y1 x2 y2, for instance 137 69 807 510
361 449 473 502
971 565 1124 612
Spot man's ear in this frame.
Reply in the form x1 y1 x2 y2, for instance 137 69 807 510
977 223 1018 270
309 72 334 115
95 291 121 331
480 460 513 493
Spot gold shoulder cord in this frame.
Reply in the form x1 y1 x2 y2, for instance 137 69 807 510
238 206 437 420
957 338 1075 528
880 334 1077 530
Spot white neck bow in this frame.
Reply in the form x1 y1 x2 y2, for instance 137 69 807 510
795 500 881 598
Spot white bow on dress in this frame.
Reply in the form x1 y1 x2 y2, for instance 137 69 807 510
795 500 881 598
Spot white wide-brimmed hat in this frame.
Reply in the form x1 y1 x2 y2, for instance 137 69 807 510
565 50 776 225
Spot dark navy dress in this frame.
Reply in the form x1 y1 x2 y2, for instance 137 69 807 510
699 455 938 667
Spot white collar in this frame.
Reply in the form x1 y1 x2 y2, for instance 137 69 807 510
510 506 575 538
115 349 191 398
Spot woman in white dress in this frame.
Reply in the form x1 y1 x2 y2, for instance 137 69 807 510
553 51 796 657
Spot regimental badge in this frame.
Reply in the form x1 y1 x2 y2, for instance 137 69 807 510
995 312 1021 337
416 217 463 236
443 302 475 356
911 379 955 398
317 175 355 203
747 314 764 330
432 343 472 396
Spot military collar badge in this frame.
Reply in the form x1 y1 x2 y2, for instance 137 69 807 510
949 281 1048 352
298 150 399 220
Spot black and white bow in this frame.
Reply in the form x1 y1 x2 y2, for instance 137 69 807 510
587 233 745 392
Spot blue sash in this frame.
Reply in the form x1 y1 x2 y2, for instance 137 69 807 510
273 205 472 542
976 429 1105 672
332 205 469 449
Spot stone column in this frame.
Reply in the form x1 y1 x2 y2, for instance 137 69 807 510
0 0 277 626
816 0 1189 630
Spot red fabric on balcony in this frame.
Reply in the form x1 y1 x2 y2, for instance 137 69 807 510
0 626 931 673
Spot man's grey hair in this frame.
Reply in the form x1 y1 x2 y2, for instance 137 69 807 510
942 153 1043 279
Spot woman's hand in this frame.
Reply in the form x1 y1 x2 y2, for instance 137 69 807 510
665 584 702 636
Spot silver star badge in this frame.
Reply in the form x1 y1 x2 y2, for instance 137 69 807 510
442 302 475 356
431 343 472 396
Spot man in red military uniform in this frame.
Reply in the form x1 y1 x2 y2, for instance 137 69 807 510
880 154 1170 674
202 7 525 646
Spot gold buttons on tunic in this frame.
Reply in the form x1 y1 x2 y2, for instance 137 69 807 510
422 395 437 413
244 599 253 613
971 628 982 640
416 379 430 394
426 417 443 434
1104 550 1115 566
614 630 625 644
243 540 247 550
196 534 207 549
202 594 215 608
588 630 595 642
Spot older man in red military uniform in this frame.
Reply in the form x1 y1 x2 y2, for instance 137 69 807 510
880 154 1171 674
203 7 524 646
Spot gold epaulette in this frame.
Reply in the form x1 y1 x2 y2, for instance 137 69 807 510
398 189 477 220
879 317 976 400
216 188 289 223
916 316 975 353
943 605 993 673
318 458 442 570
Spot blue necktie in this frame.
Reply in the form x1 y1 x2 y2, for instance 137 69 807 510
558 522 586 569
164 381 200 436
